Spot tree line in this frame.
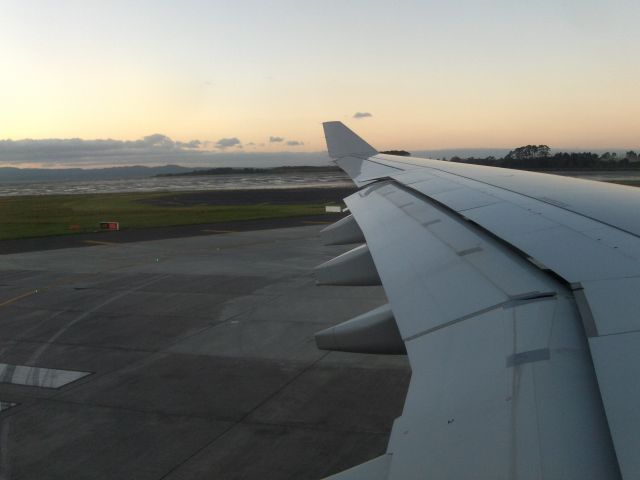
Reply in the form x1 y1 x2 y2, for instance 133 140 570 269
448 145 640 170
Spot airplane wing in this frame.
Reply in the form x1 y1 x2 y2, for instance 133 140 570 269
314 121 640 479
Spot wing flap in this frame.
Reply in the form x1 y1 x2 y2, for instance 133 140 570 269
589 333 640 478
387 299 619 479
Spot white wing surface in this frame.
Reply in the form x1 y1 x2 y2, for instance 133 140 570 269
316 121 640 479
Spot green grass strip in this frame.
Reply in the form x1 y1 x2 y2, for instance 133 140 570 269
0 192 328 240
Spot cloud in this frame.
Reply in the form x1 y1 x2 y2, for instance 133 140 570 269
175 140 201 149
0 134 206 168
0 134 201 160
140 134 173 147
269 136 284 143
353 112 373 119
214 137 241 149
0 134 321 168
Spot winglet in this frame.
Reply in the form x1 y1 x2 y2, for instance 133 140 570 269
323 121 378 159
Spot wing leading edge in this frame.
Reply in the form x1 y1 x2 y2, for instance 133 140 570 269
316 121 639 479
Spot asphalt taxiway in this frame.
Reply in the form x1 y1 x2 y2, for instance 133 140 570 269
0 224 410 479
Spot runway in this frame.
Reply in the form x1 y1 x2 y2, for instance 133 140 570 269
0 225 410 479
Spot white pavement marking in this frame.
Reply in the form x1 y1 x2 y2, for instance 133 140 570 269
0 363 90 389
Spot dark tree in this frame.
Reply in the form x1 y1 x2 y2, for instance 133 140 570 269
380 150 411 156
506 145 551 161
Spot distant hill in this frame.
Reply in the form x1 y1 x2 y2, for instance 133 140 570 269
0 165 200 183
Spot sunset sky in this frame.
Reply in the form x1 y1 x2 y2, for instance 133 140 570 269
1 0 639 167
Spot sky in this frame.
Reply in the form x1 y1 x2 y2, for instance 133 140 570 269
1 0 639 168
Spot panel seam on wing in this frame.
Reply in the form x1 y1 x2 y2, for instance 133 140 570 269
403 292 557 342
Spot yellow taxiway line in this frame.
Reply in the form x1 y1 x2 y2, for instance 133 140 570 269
0 290 38 307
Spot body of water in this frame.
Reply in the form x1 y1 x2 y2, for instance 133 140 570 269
0 171 354 197
2 169 639 197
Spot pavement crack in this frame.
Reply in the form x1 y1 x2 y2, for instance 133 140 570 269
157 351 331 480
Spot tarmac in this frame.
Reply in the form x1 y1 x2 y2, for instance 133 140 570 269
0 224 410 479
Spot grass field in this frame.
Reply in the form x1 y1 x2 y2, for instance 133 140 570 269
0 192 328 241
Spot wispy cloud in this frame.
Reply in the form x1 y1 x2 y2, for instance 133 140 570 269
214 137 241 149
286 140 304 146
269 136 284 143
353 112 372 119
